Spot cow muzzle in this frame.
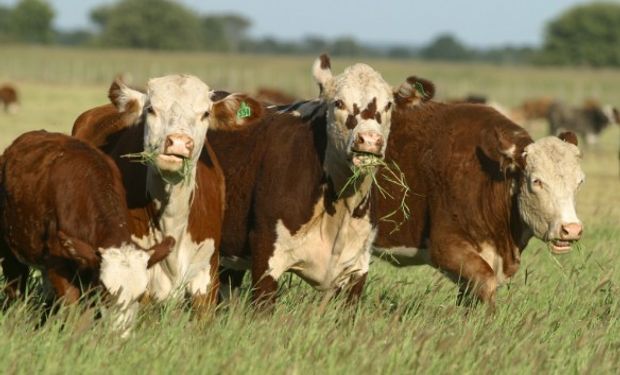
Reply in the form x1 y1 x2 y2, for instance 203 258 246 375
549 222 583 254
157 133 195 171
350 131 385 166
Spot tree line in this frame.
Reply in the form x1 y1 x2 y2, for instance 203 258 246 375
1 0 620 67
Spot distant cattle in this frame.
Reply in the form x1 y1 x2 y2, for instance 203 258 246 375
0 84 19 113
255 87 298 106
210 55 434 306
512 96 555 123
373 89 584 308
547 100 619 145
0 131 173 333
73 74 250 313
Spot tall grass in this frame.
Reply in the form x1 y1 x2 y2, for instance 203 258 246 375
0 46 619 374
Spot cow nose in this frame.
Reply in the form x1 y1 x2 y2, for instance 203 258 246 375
353 131 384 155
560 223 583 240
164 134 194 158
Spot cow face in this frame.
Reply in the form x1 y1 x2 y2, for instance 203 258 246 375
109 75 213 183
313 55 393 168
517 133 584 253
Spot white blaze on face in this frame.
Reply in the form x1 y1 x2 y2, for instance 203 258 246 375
313 58 393 165
518 137 584 246
99 244 151 337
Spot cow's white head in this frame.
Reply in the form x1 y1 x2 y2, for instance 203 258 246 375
109 74 261 185
481 129 584 254
313 55 394 170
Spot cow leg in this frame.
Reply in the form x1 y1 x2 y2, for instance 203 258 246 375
46 265 81 304
0 245 29 303
431 240 497 309
248 229 279 309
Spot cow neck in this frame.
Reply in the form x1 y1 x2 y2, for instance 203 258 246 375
512 176 534 252
323 147 375 215
145 166 196 237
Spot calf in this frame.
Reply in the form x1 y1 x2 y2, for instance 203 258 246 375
0 84 19 113
210 55 433 305
73 74 260 312
547 100 619 145
0 131 173 332
373 80 584 308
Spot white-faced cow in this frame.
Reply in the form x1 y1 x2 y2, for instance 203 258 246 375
0 131 174 333
210 55 433 306
72 74 257 313
373 78 585 308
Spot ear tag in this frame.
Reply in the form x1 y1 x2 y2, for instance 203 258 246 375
236 101 252 119
414 81 427 98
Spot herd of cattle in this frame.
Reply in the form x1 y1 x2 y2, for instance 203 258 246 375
0 53 606 335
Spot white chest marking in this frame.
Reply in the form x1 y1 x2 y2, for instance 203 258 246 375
267 199 374 290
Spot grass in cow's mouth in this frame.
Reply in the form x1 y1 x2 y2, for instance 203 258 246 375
121 148 193 186
339 154 411 233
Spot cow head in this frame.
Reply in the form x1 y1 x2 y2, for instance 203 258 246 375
313 54 394 174
109 75 262 185
481 129 584 254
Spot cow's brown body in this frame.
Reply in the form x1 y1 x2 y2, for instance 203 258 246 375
0 84 18 112
373 102 535 305
0 131 142 302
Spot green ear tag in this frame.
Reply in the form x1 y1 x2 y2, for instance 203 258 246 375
236 101 252 119
414 81 427 98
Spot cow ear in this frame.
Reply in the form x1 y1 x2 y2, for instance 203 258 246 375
57 231 100 269
479 127 530 173
558 131 578 146
108 77 146 115
394 76 435 107
312 53 333 94
145 236 175 269
211 94 264 129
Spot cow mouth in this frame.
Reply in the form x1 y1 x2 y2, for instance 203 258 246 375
549 239 574 254
156 153 189 173
350 150 384 167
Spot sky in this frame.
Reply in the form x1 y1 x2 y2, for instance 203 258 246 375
0 0 595 47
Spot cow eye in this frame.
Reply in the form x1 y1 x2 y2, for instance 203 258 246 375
385 102 392 111
532 178 543 189
146 106 156 116
334 99 345 110
202 111 210 120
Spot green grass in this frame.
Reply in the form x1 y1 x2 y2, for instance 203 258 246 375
0 46 619 374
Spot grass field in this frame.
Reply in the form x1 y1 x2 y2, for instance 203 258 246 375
0 46 619 374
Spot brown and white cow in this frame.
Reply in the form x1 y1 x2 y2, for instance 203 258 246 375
547 99 619 146
0 84 19 113
373 79 584 307
210 55 433 305
0 131 173 333
72 74 251 312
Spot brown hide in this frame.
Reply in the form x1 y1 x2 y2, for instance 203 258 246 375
0 84 18 111
0 131 133 300
373 102 533 303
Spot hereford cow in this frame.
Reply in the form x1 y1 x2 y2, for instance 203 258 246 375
373 82 584 308
0 131 174 333
0 84 19 113
72 74 252 313
547 100 619 145
210 55 434 306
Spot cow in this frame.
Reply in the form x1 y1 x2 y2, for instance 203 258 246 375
0 130 174 333
513 96 555 123
254 87 298 106
0 84 19 113
372 81 584 309
209 55 434 306
547 99 619 145
72 74 252 314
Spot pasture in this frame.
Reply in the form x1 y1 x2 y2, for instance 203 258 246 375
0 46 619 374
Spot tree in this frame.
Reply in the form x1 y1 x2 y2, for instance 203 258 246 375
538 2 620 67
202 14 251 52
419 33 473 61
91 0 203 50
6 0 55 44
